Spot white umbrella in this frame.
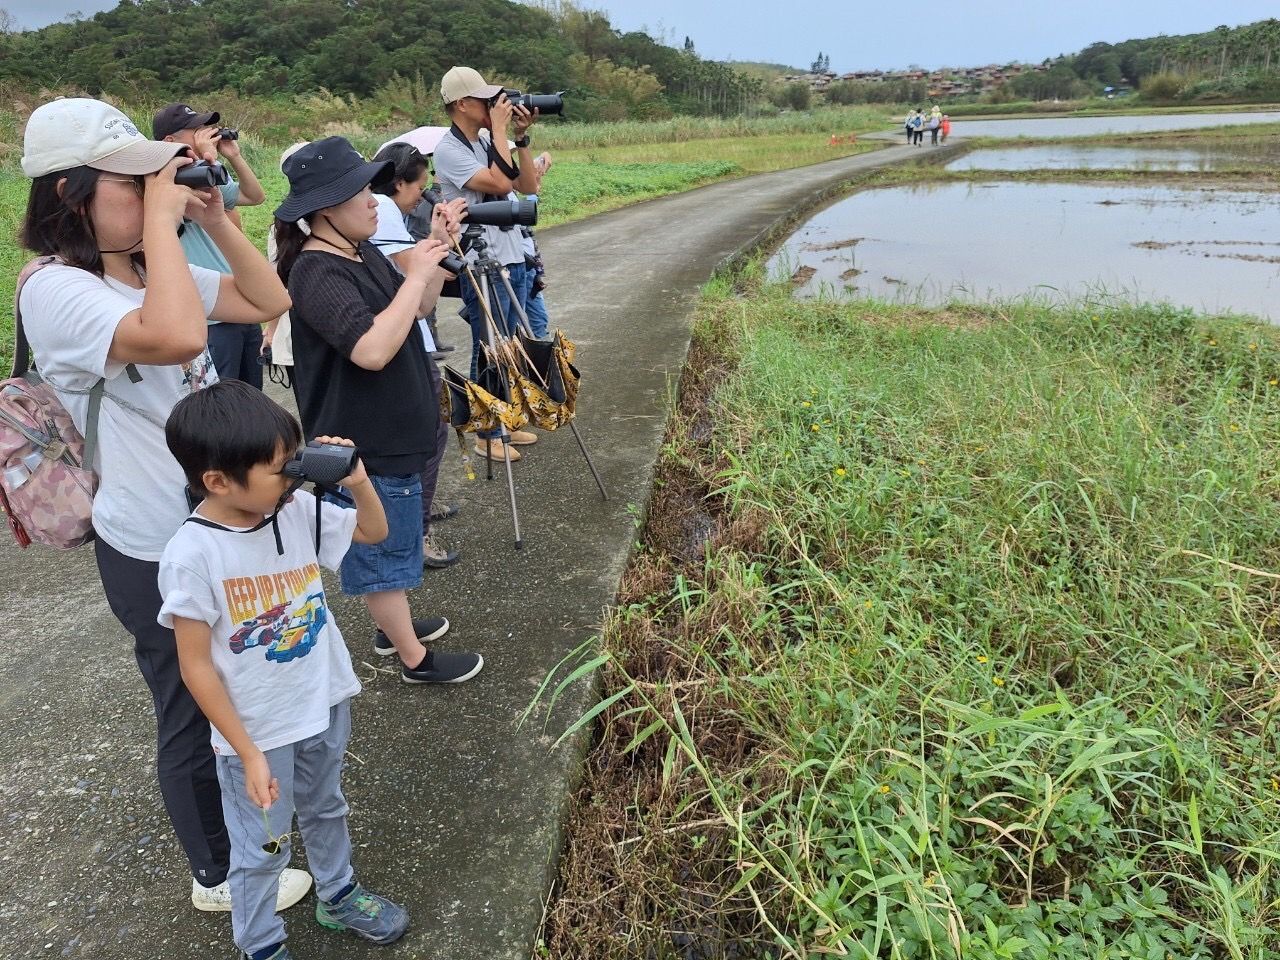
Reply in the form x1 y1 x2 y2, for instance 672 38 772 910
377 125 450 157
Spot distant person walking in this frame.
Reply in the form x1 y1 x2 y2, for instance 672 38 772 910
929 113 941 146
911 111 924 146
941 115 952 142
903 112 914 143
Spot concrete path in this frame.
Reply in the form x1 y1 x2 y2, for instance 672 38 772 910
0 140 956 957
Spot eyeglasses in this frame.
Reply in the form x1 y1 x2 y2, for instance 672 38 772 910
99 176 145 198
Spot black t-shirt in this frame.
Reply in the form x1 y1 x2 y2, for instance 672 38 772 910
288 244 437 476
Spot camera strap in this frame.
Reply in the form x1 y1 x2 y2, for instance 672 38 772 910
449 124 519 181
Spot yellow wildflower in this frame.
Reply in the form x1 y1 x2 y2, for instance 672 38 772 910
1230 423 1240 432
1250 343 1258 351
976 655 988 664
1209 339 1217 346
811 424 820 432
835 467 847 477
802 401 812 407
993 677 1006 687
1271 379 1278 387
878 784 891 795
864 599 873 609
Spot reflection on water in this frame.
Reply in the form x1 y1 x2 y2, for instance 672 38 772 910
942 111 1280 139
768 181 1280 320
946 144 1276 172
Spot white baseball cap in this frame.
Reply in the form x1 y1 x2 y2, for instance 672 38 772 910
22 98 188 179
440 66 503 105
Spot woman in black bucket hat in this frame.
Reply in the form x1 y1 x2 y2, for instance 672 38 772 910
273 136 484 685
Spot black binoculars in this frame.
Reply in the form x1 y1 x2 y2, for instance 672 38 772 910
174 161 230 188
217 127 239 141
283 441 358 487
440 251 465 275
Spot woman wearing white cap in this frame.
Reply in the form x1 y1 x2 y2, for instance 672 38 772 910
16 98 303 913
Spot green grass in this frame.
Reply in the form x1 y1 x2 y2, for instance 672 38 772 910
541 273 1280 958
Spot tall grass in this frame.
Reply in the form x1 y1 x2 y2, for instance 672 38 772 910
540 273 1280 959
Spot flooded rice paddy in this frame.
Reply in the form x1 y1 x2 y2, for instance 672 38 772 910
770 181 1279 320
945 110 1280 138
945 144 1278 172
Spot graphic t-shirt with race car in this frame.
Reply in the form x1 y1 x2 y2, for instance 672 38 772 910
157 491 361 755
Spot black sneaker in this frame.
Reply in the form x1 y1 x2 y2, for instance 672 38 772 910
401 650 484 685
372 617 449 657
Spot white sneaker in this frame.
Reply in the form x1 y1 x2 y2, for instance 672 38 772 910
191 868 313 912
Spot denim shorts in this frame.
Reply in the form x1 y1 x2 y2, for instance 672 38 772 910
333 473 423 596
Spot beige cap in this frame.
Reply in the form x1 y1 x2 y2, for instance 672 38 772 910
22 98 188 178
441 66 503 105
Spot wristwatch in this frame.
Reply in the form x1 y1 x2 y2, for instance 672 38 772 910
513 135 531 149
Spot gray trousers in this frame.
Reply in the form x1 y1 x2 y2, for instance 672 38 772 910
218 700 355 954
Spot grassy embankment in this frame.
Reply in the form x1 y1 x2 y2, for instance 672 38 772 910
0 103 891 363
538 265 1280 959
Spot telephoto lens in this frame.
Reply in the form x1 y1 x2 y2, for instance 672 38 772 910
464 198 538 228
174 161 231 188
217 127 239 141
502 90 566 116
282 441 358 487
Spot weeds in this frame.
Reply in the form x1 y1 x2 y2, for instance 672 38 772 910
539 274 1280 958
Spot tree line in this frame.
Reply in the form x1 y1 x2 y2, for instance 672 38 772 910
0 0 765 121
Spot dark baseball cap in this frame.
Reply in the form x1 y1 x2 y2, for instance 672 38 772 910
152 103 221 140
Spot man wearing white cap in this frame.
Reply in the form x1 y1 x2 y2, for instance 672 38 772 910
434 65 542 462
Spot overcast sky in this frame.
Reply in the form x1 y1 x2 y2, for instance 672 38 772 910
3 1 1277 71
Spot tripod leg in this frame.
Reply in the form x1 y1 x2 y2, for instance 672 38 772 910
496 267 535 339
480 270 523 547
500 435 523 549
567 419 608 501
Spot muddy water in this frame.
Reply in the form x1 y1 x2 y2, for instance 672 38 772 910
945 111 1280 138
946 144 1276 172
769 181 1280 320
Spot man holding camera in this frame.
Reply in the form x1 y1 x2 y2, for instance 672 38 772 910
435 66 541 462
153 103 269 387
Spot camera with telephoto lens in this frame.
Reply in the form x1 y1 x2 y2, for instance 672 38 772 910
499 89 565 116
283 441 358 487
217 127 239 141
465 198 538 228
174 161 230 188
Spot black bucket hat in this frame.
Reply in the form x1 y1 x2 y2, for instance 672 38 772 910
275 136 394 223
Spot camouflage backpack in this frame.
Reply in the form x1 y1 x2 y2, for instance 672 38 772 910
0 257 139 549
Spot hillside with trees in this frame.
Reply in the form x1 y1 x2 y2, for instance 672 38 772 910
0 0 765 121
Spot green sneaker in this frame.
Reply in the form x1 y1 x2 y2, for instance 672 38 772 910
315 884 409 945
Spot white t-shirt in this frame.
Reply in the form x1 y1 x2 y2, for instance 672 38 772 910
20 263 222 561
157 490 361 756
371 194 436 352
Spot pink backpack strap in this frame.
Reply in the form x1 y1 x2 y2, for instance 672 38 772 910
10 255 60 379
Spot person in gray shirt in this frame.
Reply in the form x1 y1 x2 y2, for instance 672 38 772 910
433 65 542 462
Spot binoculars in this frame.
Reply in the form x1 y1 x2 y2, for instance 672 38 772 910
217 127 239 141
174 161 230 188
283 441 358 487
